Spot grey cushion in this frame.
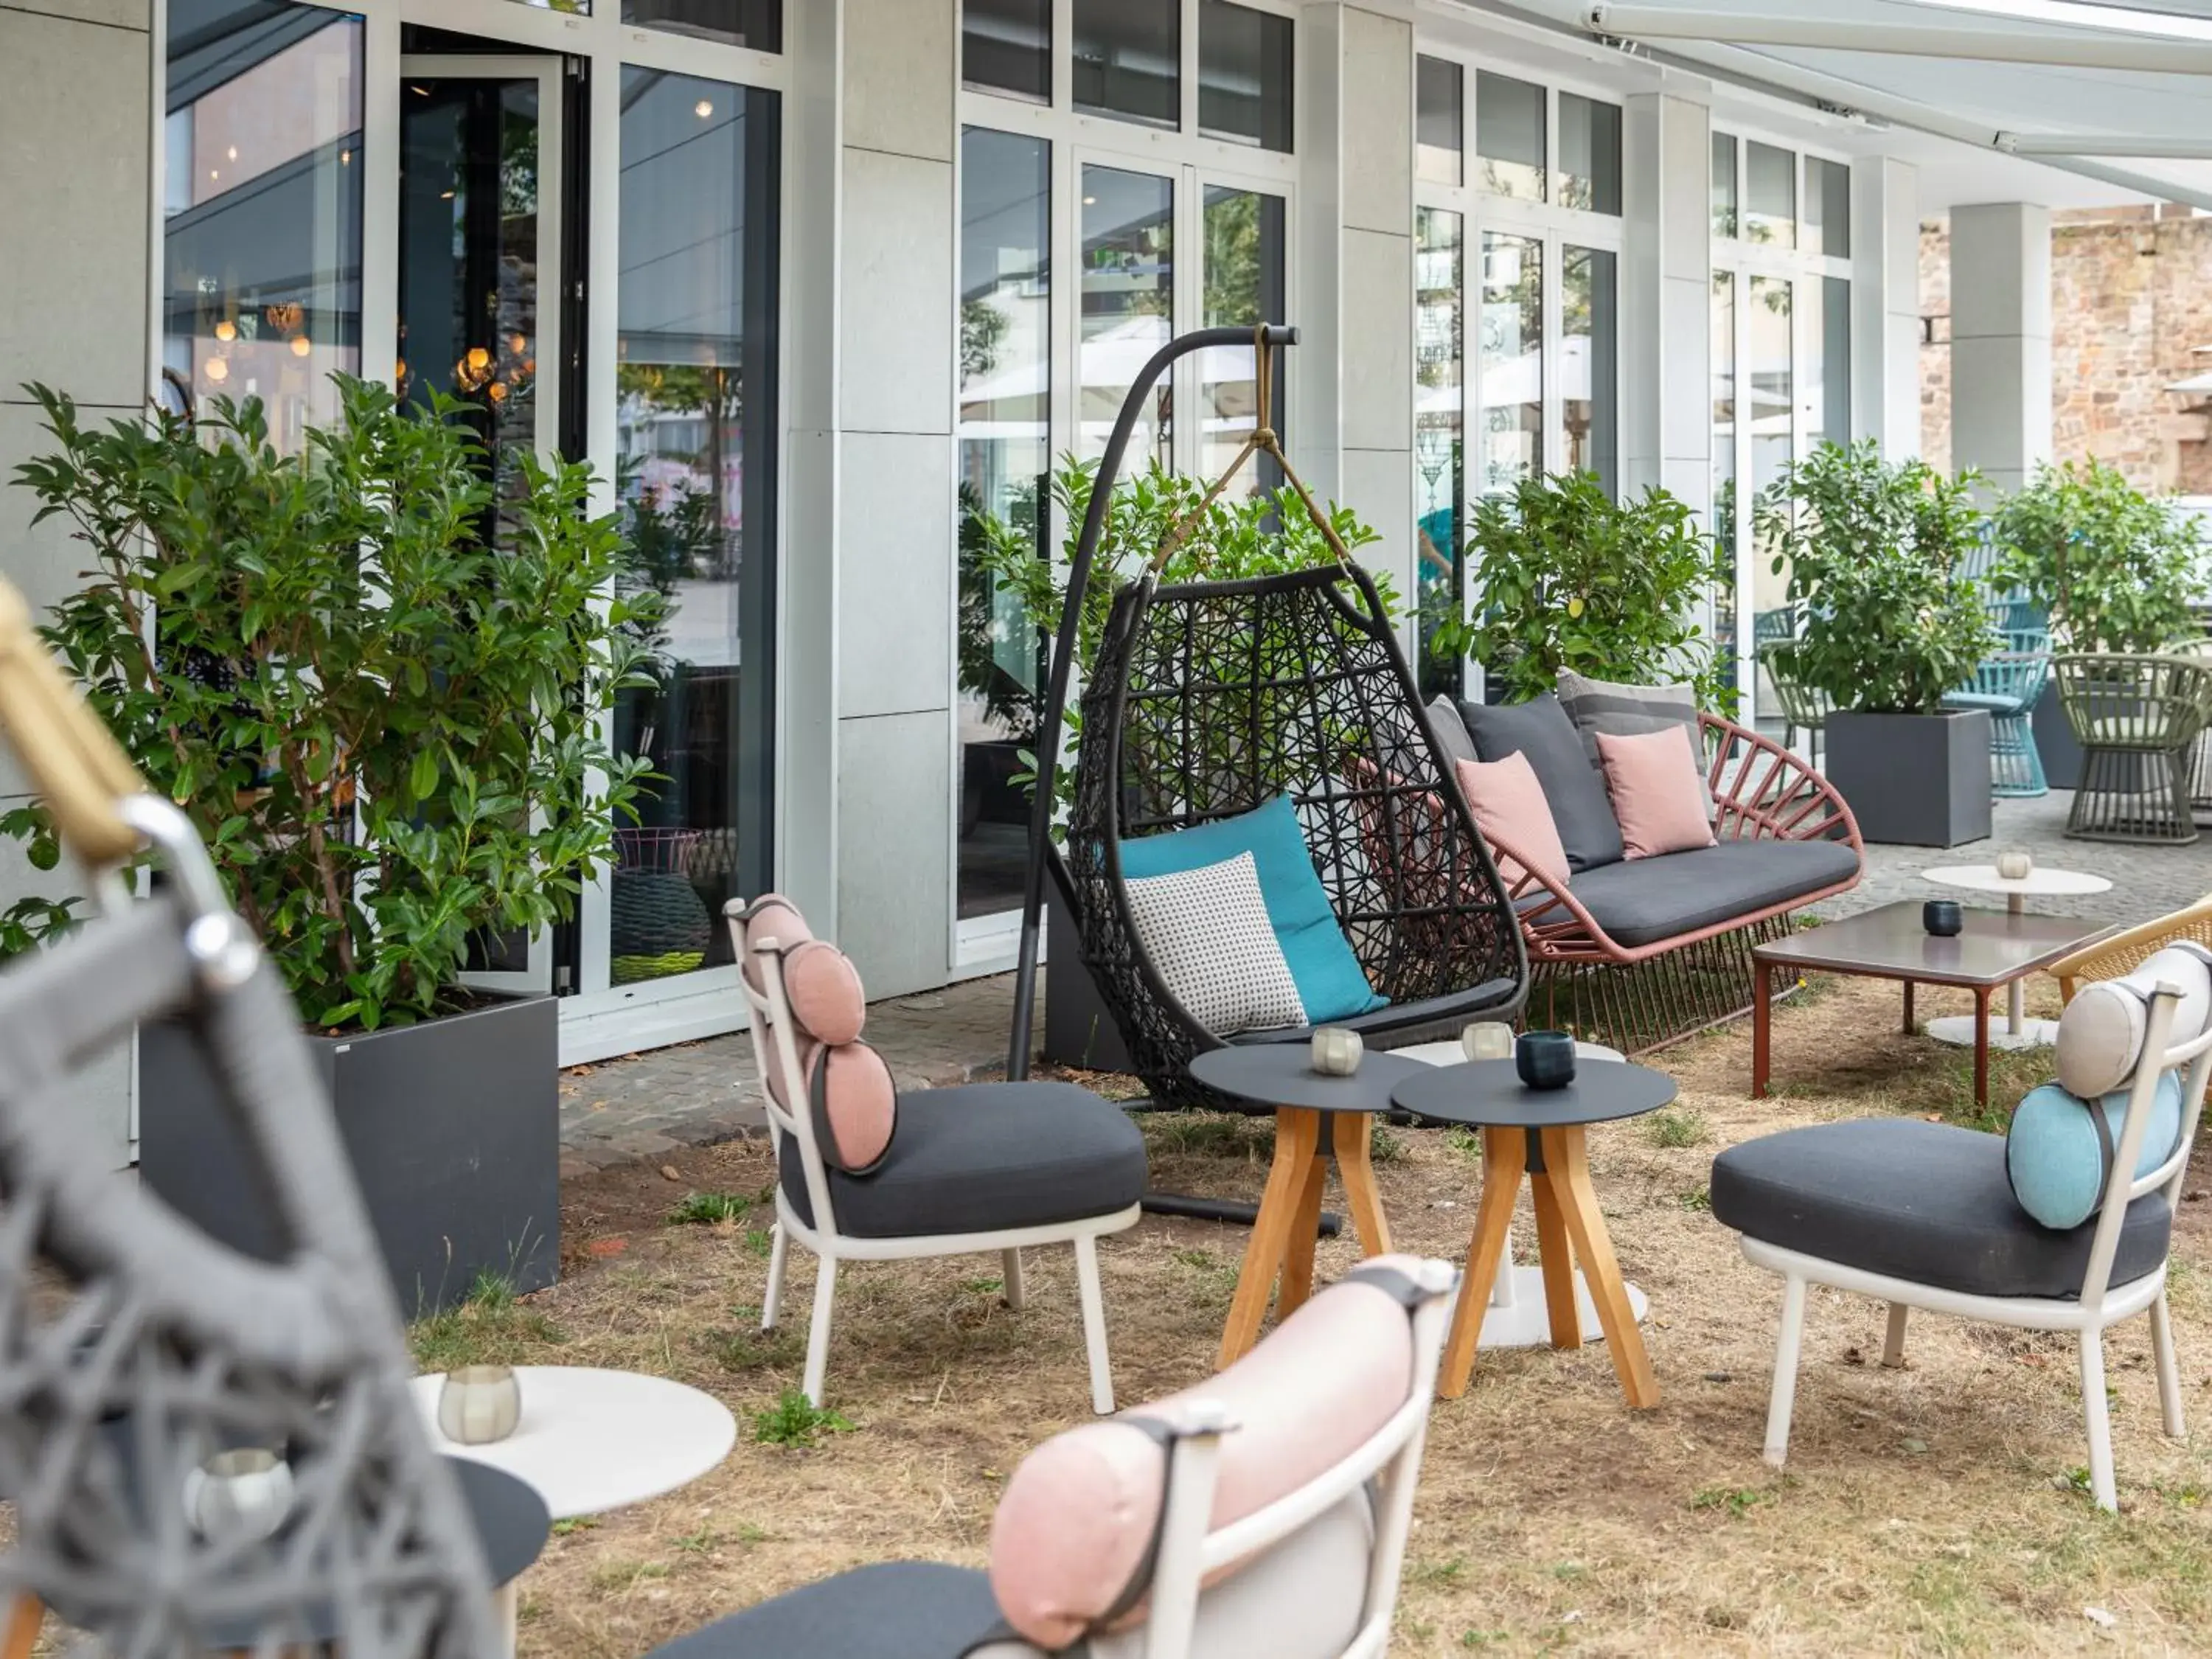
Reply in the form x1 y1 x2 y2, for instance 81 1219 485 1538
1458 693 1624 872
1424 695 1478 771
646 1561 1008 1659
779 1080 1146 1238
1554 838 1860 948
1555 670 1717 817
1712 1118 2171 1299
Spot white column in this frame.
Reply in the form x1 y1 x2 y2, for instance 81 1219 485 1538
1300 1 1416 649
1622 91 1713 518
1852 156 1923 459
1948 201 2053 493
824 0 959 996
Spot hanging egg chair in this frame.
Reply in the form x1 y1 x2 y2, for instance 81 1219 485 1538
1008 325 1526 1111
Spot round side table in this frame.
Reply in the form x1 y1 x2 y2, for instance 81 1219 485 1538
1388 1040 1638 1351
1186 1046 1433 1369
1392 1060 1675 1409
1922 864 2112 1050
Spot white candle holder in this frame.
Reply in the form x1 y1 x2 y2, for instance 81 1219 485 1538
1461 1020 1515 1063
182 1447 295 1545
1310 1026 1363 1075
1995 849 2034 881
438 1363 524 1445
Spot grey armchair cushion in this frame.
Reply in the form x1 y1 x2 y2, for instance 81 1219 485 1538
1551 839 1860 947
1711 1118 2172 1299
1457 693 1624 872
779 1081 1146 1238
646 1561 1010 1659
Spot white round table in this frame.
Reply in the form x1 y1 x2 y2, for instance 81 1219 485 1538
1922 865 2113 1050
411 1366 737 1520
1394 1040 1648 1349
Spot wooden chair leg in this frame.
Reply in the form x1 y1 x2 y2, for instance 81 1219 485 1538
1219 1109 1321 1369
1542 1127 1658 1409
1439 1129 1525 1399
1332 1112 1393 1257
3 1595 41 1659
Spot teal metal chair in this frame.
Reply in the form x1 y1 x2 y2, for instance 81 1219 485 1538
1944 610 2053 798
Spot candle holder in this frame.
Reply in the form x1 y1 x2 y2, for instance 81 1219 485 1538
1309 1026 1363 1076
1514 1030 1577 1091
1995 849 2034 882
1922 899 1964 938
437 1364 524 1445
182 1447 294 1545
1460 1020 1515 1063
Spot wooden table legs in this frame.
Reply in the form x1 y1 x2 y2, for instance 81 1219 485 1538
1217 1108 1393 1369
1439 1125 1658 1409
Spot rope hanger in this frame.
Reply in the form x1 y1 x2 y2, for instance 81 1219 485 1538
1149 324 1355 577
0 581 145 866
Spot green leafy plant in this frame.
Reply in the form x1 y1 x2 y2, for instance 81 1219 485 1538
964 454 1395 830
667 1192 750 1226
1428 470 1734 712
1992 458 2206 653
751 1387 855 1448
1 376 659 1029
1754 440 1993 714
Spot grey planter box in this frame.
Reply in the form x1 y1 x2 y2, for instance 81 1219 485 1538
1042 896 1135 1074
139 993 560 1317
1826 708 1993 847
2033 679 2082 791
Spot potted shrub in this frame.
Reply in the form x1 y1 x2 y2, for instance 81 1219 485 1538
964 455 1391 1070
1756 441 1996 846
1427 470 1735 712
1992 458 2208 787
2 378 658 1312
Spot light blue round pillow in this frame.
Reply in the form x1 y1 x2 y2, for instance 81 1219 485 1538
2006 1072 2185 1231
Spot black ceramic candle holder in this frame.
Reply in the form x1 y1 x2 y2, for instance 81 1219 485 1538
1923 899 1963 938
1515 1029 1577 1091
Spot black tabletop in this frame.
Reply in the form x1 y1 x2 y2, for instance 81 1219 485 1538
1390 1058 1676 1129
1189 1044 1434 1113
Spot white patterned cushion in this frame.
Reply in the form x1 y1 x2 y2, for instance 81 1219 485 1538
1124 851 1308 1036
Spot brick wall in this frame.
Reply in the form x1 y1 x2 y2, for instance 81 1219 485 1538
1920 209 2212 492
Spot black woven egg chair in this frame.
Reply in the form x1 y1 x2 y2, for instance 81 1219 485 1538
1006 324 1526 1119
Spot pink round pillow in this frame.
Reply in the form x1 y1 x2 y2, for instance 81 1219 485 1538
736 893 813 992
796 1038 897 1174
781 939 867 1046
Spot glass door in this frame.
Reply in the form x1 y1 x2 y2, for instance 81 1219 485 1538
396 54 564 997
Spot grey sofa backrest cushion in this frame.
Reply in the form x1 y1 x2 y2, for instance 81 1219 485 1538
1423 695 1478 771
1457 693 1624 871
1556 670 1717 819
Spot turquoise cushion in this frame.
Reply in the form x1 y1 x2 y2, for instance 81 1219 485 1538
1119 796 1387 1025
2006 1073 2184 1231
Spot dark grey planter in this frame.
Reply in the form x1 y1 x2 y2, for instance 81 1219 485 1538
2033 679 2081 791
1826 708 1993 847
140 993 560 1317
1042 897 1135 1074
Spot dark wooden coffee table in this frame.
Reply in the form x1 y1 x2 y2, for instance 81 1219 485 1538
1753 902 2115 1109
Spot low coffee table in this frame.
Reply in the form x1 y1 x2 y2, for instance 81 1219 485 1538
1392 1059 1674 1408
1187 1046 1433 1368
1922 864 2113 1050
1753 901 2115 1109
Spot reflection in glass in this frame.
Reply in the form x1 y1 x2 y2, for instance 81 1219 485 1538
957 129 1051 921
964 0 1051 102
1073 0 1178 130
624 0 782 49
1416 208 1464 700
1080 166 1174 465
1711 131 1736 239
1558 94 1620 215
161 1 363 453
1805 274 1851 452
1475 71 1545 201
1199 187 1286 502
1416 55 1463 187
1746 141 1795 248
398 77 544 543
1804 155 1851 259
1749 274 1792 723
1562 245 1617 498
612 70 781 983
1712 268 1738 712
1199 0 1294 152
1478 232 1542 493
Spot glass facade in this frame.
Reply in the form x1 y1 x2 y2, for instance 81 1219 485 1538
1562 244 1616 496
1199 0 1294 152
1804 154 1851 260
1711 269 1737 709
1416 206 1464 700
1475 71 1545 201
1745 141 1795 248
1748 273 1793 718
163 1 364 451
1557 94 1621 216
1079 165 1175 465
1199 187 1287 499
610 70 782 981
1416 55 1462 187
1711 131 1736 239
622 0 782 49
1072 0 1179 129
1478 231 1542 494
964 0 1051 101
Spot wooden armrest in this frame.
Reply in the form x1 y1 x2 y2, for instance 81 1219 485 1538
2050 894 2212 1002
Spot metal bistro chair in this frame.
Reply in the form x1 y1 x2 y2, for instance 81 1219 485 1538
2056 653 2212 845
1944 608 2053 798
1756 638 1833 767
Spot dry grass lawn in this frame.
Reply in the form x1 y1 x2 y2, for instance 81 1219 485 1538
429 975 2212 1658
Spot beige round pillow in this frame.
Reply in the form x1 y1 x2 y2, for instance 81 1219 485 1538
2056 945 2212 1099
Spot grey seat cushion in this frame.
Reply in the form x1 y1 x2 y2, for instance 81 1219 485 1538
779 1080 1146 1238
1712 1118 2171 1299
1226 980 1524 1046
646 1561 1010 1659
1557 838 1859 947
1457 693 1624 872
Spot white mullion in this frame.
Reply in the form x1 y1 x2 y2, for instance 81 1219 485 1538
1054 0 1074 114
1180 0 1200 141
361 7 402 400
612 27 788 89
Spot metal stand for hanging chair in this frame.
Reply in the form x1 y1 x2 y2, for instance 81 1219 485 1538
1006 324 1527 1231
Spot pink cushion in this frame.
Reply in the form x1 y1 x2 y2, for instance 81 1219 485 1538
782 939 867 1046
987 1257 1425 1649
1595 726 1716 860
735 893 813 994
1453 753 1571 891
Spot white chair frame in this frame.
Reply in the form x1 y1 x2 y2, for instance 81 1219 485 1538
1746 982 2212 1512
734 909 1139 1412
1130 1261 1454 1659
